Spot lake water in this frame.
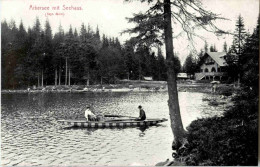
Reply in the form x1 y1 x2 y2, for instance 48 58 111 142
1 91 226 166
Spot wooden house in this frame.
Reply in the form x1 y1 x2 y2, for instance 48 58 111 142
195 52 233 81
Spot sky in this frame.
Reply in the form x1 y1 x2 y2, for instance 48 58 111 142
1 0 259 64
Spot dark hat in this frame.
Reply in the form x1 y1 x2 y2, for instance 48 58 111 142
138 105 142 109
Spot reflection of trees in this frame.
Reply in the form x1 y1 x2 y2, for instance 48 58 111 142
28 93 53 118
37 93 45 115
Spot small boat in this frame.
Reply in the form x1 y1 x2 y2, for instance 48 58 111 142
57 118 168 128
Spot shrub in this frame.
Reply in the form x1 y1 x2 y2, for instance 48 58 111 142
176 86 258 166
217 86 233 96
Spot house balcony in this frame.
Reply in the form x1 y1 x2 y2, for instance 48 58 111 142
195 72 227 80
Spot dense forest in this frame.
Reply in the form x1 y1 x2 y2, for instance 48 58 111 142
1 17 181 89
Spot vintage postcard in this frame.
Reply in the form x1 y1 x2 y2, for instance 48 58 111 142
1 0 259 166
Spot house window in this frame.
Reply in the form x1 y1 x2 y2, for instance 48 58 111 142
205 68 209 72
211 67 216 72
205 57 215 65
218 68 221 72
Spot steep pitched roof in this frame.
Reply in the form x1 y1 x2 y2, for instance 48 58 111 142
205 52 227 66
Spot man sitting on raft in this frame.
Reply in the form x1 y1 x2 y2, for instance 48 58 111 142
136 105 146 121
85 106 98 121
84 106 104 121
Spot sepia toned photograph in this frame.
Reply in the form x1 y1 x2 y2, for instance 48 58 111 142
1 0 259 166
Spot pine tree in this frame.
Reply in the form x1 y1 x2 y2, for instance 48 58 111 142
184 53 197 75
32 17 41 41
68 25 73 37
2 19 19 88
223 41 228 52
95 25 100 40
18 20 27 43
240 16 259 91
204 41 209 52
115 38 121 50
231 14 247 84
124 0 227 149
233 15 246 57
86 23 93 40
29 17 44 87
210 44 217 52
123 40 136 80
74 28 78 38
63 25 75 86
210 45 214 52
173 55 181 74
102 34 109 48
157 47 166 81
53 24 65 86
58 23 64 37
13 20 29 87
196 49 204 71
80 23 86 42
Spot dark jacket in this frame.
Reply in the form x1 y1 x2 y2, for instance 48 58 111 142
139 109 146 120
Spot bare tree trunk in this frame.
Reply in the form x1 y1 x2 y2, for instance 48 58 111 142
238 25 241 85
59 68 61 86
87 70 90 86
65 57 67 86
38 72 40 87
164 0 186 150
55 69 57 86
41 70 43 87
138 58 141 80
158 64 161 81
68 67 71 86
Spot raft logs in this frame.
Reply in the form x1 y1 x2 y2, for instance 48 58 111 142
29 5 83 11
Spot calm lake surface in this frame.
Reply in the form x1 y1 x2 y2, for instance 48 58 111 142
1 91 225 166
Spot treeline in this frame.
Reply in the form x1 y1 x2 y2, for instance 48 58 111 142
1 18 181 89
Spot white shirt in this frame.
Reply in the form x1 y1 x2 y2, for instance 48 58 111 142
85 108 95 120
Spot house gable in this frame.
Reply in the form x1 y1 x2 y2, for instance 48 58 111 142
205 52 227 67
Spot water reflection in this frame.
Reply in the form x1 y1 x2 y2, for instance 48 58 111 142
62 124 164 138
1 92 226 166
138 126 148 137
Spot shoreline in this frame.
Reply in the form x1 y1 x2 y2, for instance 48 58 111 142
1 82 235 95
